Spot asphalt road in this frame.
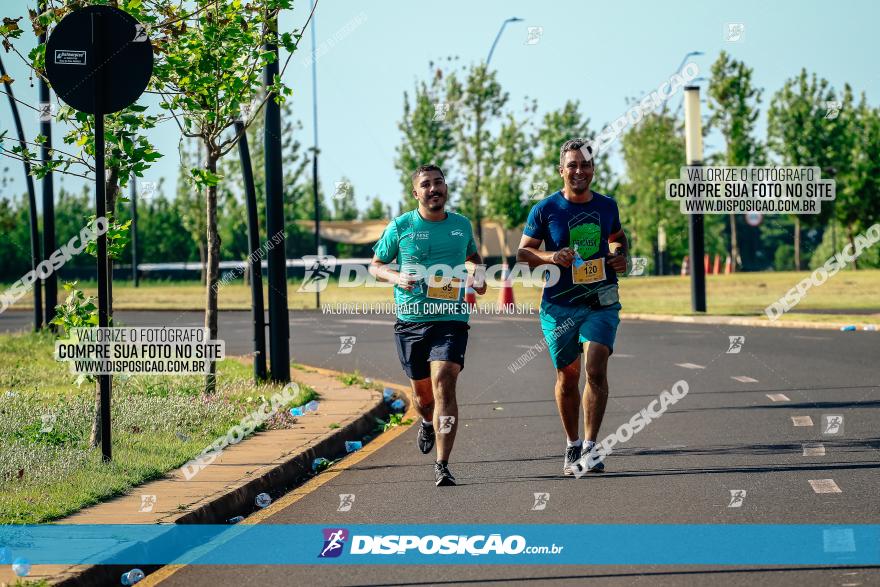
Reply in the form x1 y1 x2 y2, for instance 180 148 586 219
2 309 878 585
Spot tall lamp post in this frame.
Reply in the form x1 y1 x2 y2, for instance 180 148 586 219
486 17 522 64
470 16 521 247
684 85 706 312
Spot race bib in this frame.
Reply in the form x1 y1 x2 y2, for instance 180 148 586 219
426 275 463 301
573 258 606 284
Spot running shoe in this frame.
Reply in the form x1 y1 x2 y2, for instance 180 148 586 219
563 445 582 476
417 422 435 454
582 446 605 473
434 462 456 486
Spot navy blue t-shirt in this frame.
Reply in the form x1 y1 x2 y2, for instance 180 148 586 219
523 190 622 306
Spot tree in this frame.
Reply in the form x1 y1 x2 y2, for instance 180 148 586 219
707 51 763 269
837 95 880 266
331 176 359 221
2 1 164 449
531 100 591 196
153 0 301 394
394 69 456 212
446 63 508 241
486 114 531 266
767 69 850 270
362 196 387 220
218 94 311 258
619 109 688 272
176 140 208 282
530 99 620 197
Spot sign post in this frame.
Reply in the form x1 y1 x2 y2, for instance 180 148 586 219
45 6 153 462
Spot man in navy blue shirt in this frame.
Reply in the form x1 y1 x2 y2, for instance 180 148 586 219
517 139 628 476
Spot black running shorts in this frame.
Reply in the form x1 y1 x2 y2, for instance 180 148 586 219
393 319 470 380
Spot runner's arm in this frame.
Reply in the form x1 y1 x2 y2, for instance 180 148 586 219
465 251 488 295
369 256 418 291
607 229 629 273
517 235 575 268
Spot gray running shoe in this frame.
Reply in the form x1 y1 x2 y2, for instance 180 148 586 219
563 445 582 476
581 445 605 473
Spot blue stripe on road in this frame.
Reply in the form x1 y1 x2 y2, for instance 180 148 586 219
1 525 877 565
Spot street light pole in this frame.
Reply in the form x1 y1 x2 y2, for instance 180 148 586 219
472 17 521 248
684 85 706 313
486 16 522 65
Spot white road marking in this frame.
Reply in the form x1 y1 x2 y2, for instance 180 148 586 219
765 393 790 402
732 375 759 383
791 416 814 427
802 444 826 456
675 363 705 370
809 479 842 493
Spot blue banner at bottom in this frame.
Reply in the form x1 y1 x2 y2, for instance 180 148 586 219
0 525 878 565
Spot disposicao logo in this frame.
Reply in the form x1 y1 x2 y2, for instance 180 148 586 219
318 528 349 558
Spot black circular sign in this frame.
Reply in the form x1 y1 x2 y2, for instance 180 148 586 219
45 5 152 115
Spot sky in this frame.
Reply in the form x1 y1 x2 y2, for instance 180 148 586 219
2 0 879 215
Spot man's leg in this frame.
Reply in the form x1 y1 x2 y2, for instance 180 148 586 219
555 358 581 442
431 360 461 462
409 377 434 422
582 341 611 443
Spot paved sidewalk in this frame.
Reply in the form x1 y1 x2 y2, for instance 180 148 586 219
0 365 395 586
621 312 878 330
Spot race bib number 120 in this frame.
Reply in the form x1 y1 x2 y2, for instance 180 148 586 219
573 258 606 284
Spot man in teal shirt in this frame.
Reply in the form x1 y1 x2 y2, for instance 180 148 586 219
370 164 486 486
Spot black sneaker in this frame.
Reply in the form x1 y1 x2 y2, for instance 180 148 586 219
434 462 456 486
563 445 582 476
417 422 435 454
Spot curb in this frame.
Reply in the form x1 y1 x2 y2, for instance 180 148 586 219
620 312 877 331
52 365 410 587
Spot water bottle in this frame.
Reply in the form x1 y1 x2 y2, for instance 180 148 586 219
120 568 145 585
304 400 320 413
840 325 857 331
863 324 878 331
572 244 585 268
12 558 31 577
390 399 405 412
228 516 245 524
290 407 304 417
383 388 395 402
255 493 272 508
345 440 363 453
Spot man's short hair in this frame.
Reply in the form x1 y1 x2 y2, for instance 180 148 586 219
559 139 594 169
411 164 445 185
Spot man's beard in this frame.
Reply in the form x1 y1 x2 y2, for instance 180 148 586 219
425 193 446 210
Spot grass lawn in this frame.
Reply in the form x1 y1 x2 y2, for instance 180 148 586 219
0 332 319 525
3 269 879 324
